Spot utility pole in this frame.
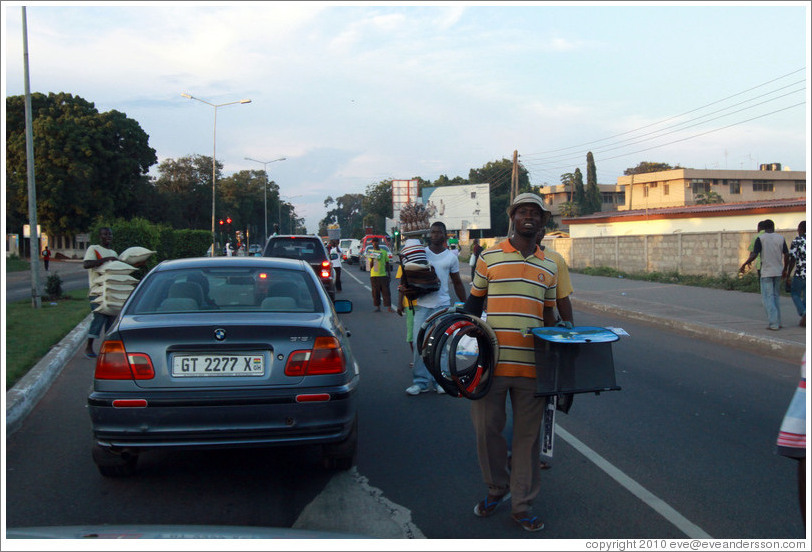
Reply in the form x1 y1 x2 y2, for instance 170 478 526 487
22 7 41 308
508 149 519 236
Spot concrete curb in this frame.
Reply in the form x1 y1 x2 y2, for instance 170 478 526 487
574 299 806 363
5 313 92 436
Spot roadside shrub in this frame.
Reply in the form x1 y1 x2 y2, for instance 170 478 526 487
172 229 212 259
45 273 63 298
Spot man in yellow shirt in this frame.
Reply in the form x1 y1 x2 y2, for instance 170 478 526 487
367 237 393 312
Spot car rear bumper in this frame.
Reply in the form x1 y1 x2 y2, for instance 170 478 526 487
88 380 357 450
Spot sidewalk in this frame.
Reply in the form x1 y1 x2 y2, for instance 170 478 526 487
6 270 808 436
569 272 806 363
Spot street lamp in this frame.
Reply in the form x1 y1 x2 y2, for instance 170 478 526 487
244 156 286 242
181 92 251 256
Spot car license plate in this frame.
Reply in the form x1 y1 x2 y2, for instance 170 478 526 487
172 354 265 377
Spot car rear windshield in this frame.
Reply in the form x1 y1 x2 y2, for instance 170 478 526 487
265 238 326 264
127 267 323 314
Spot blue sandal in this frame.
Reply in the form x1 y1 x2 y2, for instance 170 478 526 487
512 512 544 532
473 492 510 517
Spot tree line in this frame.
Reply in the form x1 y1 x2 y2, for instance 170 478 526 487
6 92 302 245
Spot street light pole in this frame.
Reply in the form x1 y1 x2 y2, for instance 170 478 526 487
181 93 251 256
244 156 286 242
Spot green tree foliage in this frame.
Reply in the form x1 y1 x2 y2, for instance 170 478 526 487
559 201 579 218
560 172 575 203
5 92 157 235
584 151 603 214
218 169 268 241
153 155 221 230
623 161 681 175
694 190 725 204
573 168 586 207
320 193 365 238
361 180 393 233
88 217 210 275
431 174 468 187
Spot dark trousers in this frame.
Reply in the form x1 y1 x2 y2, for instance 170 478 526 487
370 276 391 307
334 266 342 291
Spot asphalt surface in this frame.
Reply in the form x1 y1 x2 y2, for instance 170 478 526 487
5 258 808 538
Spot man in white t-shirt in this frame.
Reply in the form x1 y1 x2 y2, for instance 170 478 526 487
405 221 468 395
82 227 118 358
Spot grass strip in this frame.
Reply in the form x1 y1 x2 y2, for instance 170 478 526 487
573 266 764 294
6 289 90 388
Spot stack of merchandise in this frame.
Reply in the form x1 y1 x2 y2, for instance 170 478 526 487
399 202 433 233
90 247 155 316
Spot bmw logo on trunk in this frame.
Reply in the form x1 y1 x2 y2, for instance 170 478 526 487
214 328 227 341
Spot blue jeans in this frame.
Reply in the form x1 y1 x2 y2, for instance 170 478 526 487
88 296 115 339
760 276 782 328
411 304 449 390
791 275 805 317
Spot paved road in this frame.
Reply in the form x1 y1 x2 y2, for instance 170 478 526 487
6 260 88 303
5 259 808 539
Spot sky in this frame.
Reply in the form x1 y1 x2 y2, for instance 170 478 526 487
2 1 810 235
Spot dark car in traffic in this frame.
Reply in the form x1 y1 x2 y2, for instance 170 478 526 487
263 235 336 301
87 256 358 477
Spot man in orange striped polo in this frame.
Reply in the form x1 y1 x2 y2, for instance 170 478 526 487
463 192 558 532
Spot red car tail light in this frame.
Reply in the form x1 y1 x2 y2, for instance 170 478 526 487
95 341 155 380
320 260 331 279
284 351 311 377
127 353 156 380
307 337 345 374
284 337 345 376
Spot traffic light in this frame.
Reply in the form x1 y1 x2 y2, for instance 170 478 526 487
219 219 224 225
393 228 400 237
226 217 232 225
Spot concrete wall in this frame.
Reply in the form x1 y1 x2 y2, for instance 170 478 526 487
542 230 797 276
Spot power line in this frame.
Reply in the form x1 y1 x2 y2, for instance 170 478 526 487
521 67 805 159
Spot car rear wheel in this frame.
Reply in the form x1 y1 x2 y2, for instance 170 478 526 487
92 444 138 477
322 416 357 471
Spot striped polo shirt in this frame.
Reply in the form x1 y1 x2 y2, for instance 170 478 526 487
471 239 558 378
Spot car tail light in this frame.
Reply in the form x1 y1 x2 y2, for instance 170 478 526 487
95 341 155 380
284 336 345 376
320 260 331 279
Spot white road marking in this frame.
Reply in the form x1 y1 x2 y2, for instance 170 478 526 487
556 425 713 539
344 267 371 291
335 272 713 538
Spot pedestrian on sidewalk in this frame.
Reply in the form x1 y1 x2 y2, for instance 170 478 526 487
739 219 788 331
463 193 558 532
41 246 51 271
367 237 393 312
747 220 768 278
83 227 118 358
405 222 467 396
784 220 806 327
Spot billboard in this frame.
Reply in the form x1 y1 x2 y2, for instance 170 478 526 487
420 183 491 231
391 179 420 223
